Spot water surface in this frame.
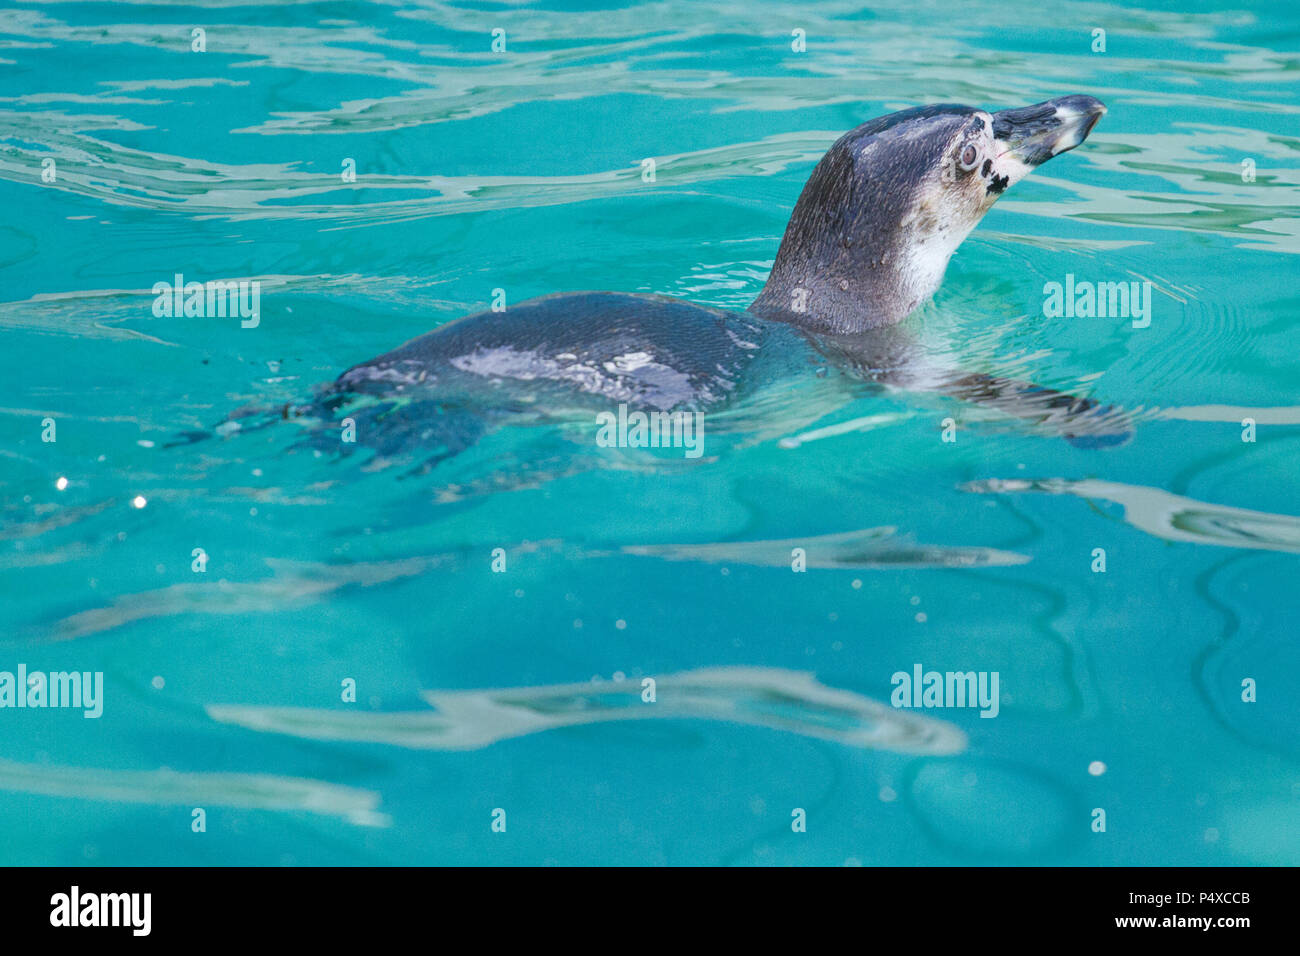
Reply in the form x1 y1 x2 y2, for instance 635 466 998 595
2 0 1298 865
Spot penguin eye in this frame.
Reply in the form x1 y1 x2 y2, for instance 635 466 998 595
957 144 980 172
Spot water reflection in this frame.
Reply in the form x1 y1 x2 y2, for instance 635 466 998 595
965 477 1300 553
209 667 968 755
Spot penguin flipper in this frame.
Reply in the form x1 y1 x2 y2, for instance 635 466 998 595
938 372 1134 446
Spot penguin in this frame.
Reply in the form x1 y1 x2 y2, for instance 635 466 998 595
205 95 1125 473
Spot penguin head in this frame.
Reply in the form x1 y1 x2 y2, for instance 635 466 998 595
752 96 1106 334
932 95 1109 217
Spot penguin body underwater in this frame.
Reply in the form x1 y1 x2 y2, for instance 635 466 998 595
213 96 1125 471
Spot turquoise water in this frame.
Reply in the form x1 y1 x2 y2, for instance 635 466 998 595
2 0 1298 865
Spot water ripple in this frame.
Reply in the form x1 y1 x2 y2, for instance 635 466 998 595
964 477 1300 553
208 666 969 755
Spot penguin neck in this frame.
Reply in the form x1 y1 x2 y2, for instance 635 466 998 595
746 200 974 334
747 253 933 335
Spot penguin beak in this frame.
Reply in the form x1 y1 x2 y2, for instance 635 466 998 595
992 95 1106 168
